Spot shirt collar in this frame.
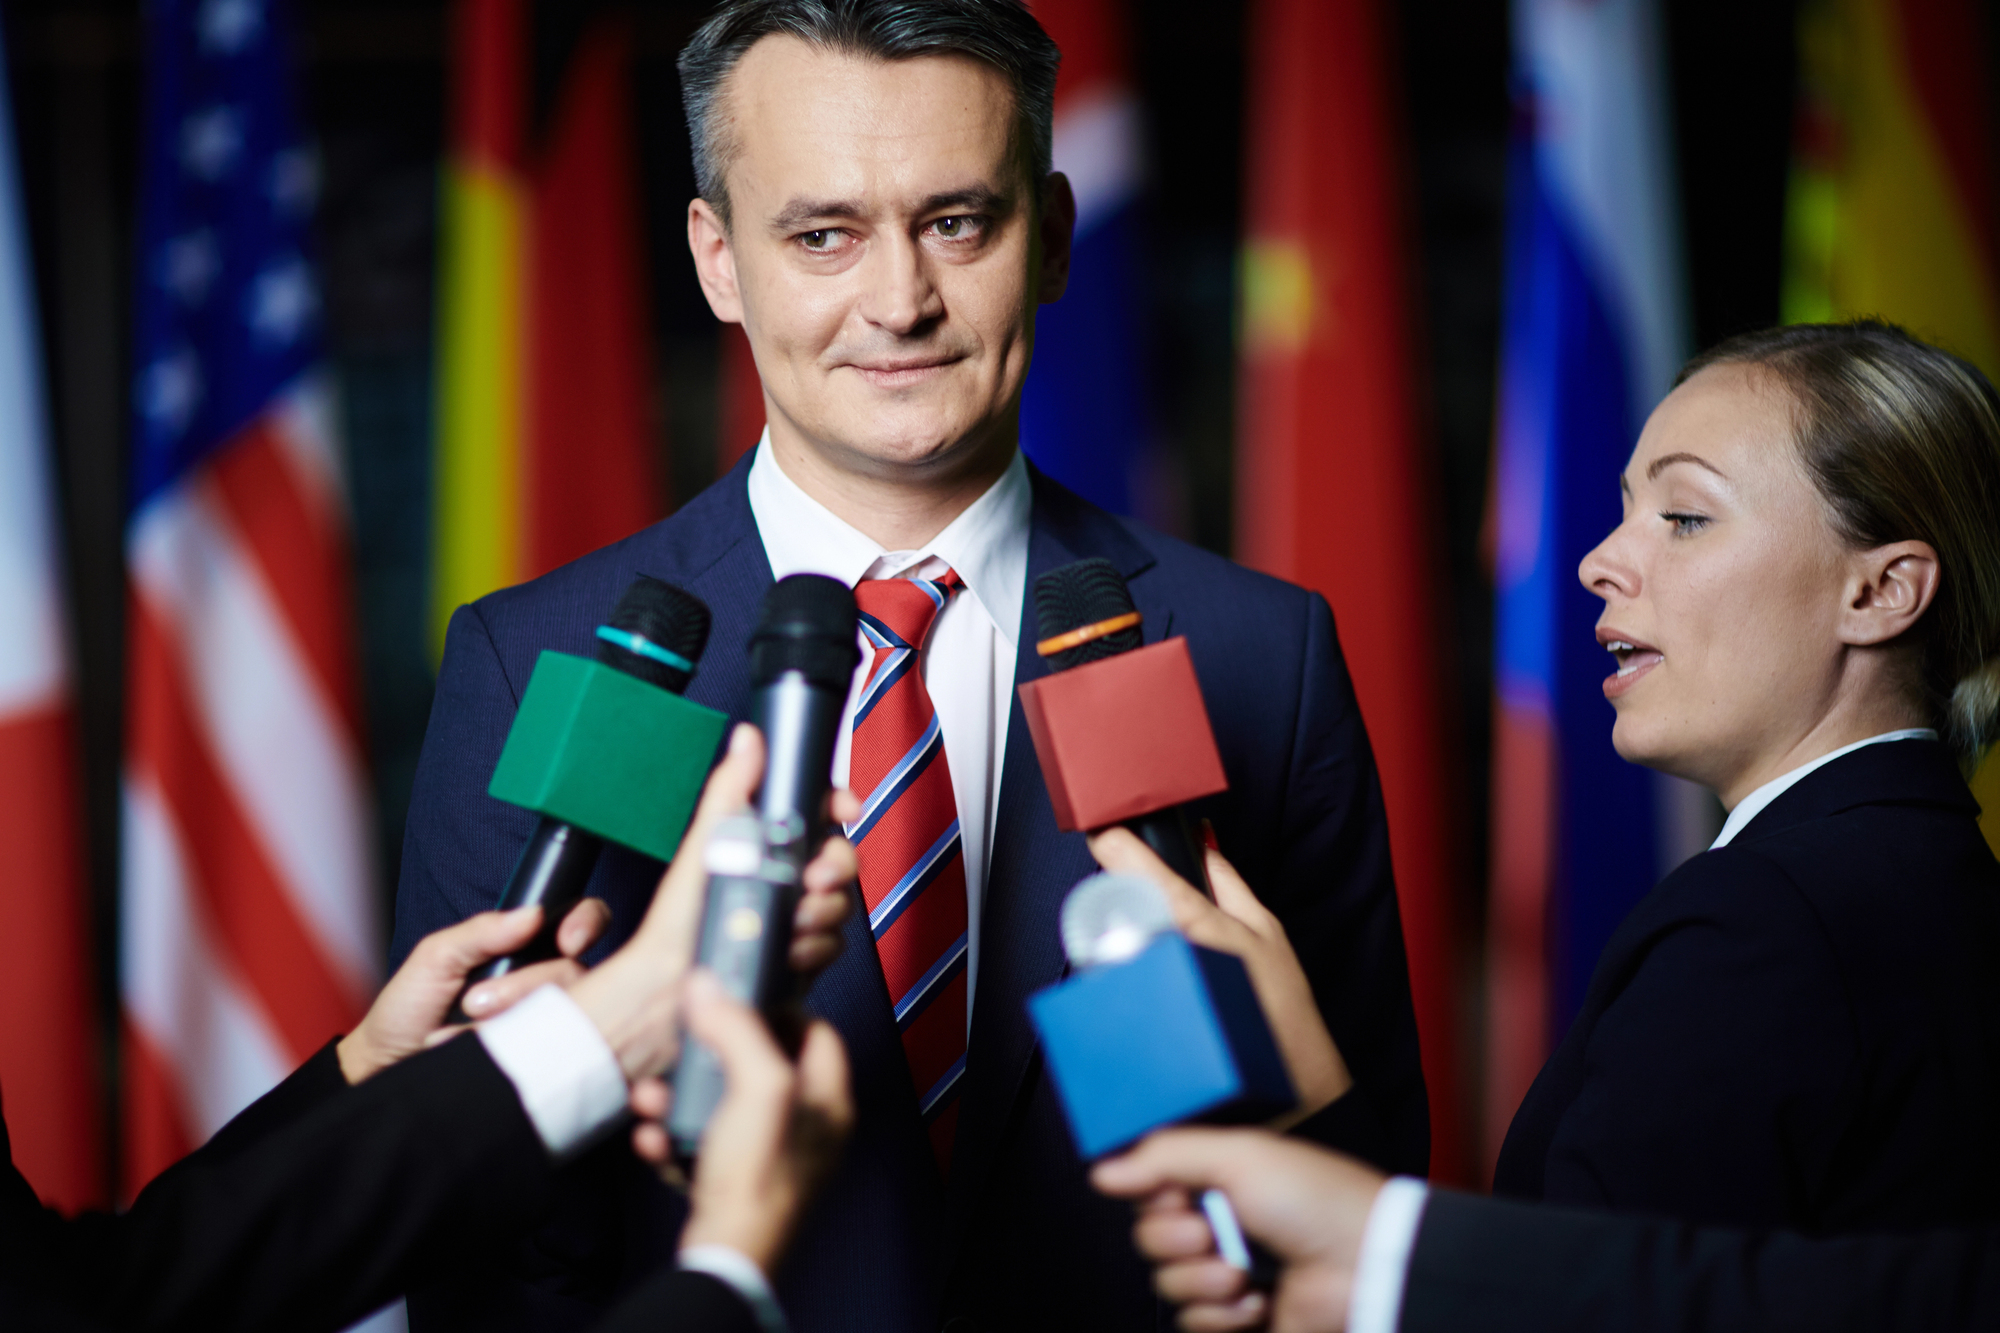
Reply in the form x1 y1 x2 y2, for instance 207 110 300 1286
1709 728 1939 849
745 431 1032 643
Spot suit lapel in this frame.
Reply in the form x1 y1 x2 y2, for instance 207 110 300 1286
945 466 1167 1231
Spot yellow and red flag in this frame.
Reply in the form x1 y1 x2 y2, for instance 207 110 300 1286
1783 0 1999 848
433 0 662 649
1237 0 1464 1182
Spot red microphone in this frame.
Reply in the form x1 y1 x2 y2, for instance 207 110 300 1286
1018 558 1227 892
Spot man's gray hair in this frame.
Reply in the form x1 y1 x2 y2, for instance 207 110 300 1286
677 0 1062 228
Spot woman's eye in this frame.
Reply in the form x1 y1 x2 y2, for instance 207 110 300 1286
1660 511 1710 536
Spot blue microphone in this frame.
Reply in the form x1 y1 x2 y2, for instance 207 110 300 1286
1028 873 1294 1275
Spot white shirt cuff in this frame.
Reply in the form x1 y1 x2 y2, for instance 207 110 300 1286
679 1244 788 1333
475 984 628 1160
1347 1176 1429 1333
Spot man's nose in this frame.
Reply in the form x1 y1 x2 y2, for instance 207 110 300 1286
857 232 943 335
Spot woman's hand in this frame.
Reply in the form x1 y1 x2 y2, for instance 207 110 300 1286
336 897 612 1084
628 971 855 1276
567 724 858 1082
1085 827 1352 1123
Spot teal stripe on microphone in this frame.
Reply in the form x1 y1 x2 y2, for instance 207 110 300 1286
595 625 694 675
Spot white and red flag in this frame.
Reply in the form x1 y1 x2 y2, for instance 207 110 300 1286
122 0 377 1195
0 14 102 1214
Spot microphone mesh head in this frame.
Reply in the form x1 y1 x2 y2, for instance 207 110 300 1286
1060 872 1177 970
1034 557 1140 671
750 574 861 688
598 577 712 694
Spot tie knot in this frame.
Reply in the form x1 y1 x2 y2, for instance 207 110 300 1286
855 568 961 651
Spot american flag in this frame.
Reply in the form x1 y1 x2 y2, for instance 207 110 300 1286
122 0 377 1194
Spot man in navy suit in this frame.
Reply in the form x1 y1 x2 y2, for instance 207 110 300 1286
391 2 1424 1330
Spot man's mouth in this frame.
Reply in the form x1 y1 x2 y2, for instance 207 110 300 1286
847 355 962 386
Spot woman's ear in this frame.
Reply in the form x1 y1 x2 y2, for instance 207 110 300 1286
1840 540 1940 646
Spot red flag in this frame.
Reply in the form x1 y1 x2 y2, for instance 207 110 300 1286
1237 0 1465 1182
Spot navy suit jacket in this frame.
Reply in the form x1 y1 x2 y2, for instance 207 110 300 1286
1404 1190 2000 1333
1495 738 2000 1232
391 455 1425 1333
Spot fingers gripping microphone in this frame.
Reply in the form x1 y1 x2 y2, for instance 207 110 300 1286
670 574 860 1152
1022 558 1225 894
455 578 722 1014
1031 873 1293 1279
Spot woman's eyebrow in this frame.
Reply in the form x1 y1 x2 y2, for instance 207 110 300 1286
1646 451 1727 481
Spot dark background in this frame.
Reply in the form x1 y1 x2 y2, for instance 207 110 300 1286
1 0 1809 1162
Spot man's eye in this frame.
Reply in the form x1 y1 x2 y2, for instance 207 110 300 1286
801 230 835 250
930 216 981 239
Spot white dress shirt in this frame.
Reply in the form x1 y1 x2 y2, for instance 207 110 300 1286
1710 728 1938 849
746 433 1032 1019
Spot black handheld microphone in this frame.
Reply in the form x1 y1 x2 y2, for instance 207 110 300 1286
669 574 859 1151
1034 558 1213 895
454 577 712 1016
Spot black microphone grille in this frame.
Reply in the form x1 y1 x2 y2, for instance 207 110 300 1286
596 576 712 695
1034 557 1140 671
750 574 861 688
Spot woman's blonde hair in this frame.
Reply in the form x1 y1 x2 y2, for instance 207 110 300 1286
1679 320 2000 761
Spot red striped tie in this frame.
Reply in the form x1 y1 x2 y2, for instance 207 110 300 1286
849 569 967 1173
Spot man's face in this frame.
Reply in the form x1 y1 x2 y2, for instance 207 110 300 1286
691 38 1070 483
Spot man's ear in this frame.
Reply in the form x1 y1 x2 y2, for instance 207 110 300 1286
688 197 745 324
1840 539 1941 646
1036 171 1077 305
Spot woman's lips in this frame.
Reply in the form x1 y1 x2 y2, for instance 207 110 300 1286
1601 638 1663 699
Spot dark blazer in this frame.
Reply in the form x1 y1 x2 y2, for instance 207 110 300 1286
1405 1189 2000 1333
1495 738 2000 1231
0 1035 759 1333
0 1035 552 1333
391 454 1425 1333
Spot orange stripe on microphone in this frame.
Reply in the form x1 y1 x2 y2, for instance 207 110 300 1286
1035 610 1141 658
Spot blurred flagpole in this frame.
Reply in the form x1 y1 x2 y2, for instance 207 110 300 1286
0 13 104 1214
1020 0 1148 515
1236 0 1465 1181
1782 0 2000 852
122 0 378 1195
432 0 661 653
1485 0 1707 1173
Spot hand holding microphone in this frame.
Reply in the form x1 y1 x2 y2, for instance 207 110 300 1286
1088 828 1353 1124
670 574 862 1151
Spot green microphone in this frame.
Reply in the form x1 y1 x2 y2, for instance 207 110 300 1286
456 577 730 1009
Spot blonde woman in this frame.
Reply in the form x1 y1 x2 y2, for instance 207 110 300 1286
1096 321 2000 1247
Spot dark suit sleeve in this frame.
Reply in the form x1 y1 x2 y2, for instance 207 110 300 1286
4 1034 556 1333
392 602 538 970
1270 592 1427 1174
194 1038 348 1162
592 1269 764 1333
1537 854 1851 1221
1403 1189 2000 1333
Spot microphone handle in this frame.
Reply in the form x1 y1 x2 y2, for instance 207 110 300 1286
450 816 605 1022
1125 806 1213 898
667 867 802 1153
670 670 843 1155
